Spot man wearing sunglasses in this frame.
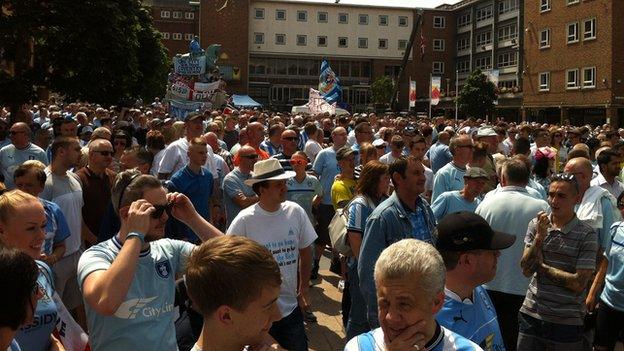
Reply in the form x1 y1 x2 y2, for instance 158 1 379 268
273 129 300 171
222 145 259 227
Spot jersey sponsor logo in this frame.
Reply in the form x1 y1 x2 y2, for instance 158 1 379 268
479 333 499 351
114 297 158 319
155 260 172 278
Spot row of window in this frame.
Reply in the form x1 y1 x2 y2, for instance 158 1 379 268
538 67 596 91
159 10 194 20
254 9 412 27
249 58 371 79
254 33 410 50
456 52 518 73
540 0 586 12
539 18 596 49
457 0 519 28
161 32 194 41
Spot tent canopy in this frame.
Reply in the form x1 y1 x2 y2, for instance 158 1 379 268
232 94 262 108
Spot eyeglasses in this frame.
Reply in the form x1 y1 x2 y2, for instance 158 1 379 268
151 202 173 219
289 159 308 166
93 150 114 156
241 154 259 160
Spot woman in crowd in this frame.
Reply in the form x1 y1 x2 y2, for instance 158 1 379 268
353 143 376 180
0 247 45 351
344 160 390 340
533 147 556 191
0 190 64 351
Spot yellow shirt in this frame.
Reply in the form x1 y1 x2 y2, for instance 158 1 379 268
331 178 357 209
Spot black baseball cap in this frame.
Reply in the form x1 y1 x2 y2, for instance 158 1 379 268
436 212 516 252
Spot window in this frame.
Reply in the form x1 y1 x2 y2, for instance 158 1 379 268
358 38 368 48
457 37 470 51
318 11 328 23
317 36 327 47
457 60 470 73
172 11 182 19
254 8 264 19
475 56 492 70
476 5 493 21
398 16 408 27
540 28 550 48
584 18 596 40
499 0 518 14
433 39 445 51
433 16 445 28
275 34 286 45
160 10 170 18
498 52 518 68
338 37 348 47
276 9 286 20
567 22 579 43
172 33 182 40
184 33 194 41
476 31 492 46
359 14 369 25
499 80 517 89
254 33 264 44
162 32 170 39
379 15 388 26
583 67 596 88
433 62 445 74
457 12 471 27
338 13 348 24
297 10 307 22
297 35 307 46
566 68 579 88
498 25 518 41
379 38 388 49
539 72 550 91
540 0 550 12
398 39 407 50
567 0 580 5
185 12 195 20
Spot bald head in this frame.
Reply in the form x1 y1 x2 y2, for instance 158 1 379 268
204 132 219 151
563 157 592 193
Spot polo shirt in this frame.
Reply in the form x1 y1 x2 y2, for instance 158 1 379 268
312 147 340 205
222 168 256 227
431 162 466 203
431 191 480 221
426 141 452 174
169 165 214 242
0 143 48 188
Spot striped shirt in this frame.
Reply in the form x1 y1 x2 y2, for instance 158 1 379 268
520 216 598 325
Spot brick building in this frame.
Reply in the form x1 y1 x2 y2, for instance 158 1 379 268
522 0 624 125
145 0 199 57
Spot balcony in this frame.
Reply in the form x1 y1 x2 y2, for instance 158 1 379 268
498 9 519 22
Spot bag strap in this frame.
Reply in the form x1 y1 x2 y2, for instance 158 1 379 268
356 332 377 351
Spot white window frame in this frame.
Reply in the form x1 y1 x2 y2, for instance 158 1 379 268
275 9 286 20
498 0 519 15
566 68 579 89
582 67 596 88
162 32 170 39
398 16 408 27
160 10 170 18
457 60 470 74
359 14 369 25
338 37 348 48
398 39 407 50
184 33 194 41
497 52 518 68
433 62 445 74
476 5 493 21
498 24 517 41
185 12 194 20
540 0 551 12
172 11 182 19
583 18 596 41
338 13 348 24
567 0 580 5
457 37 470 51
476 31 492 46
433 16 446 28
539 72 550 91
378 38 388 49
172 33 182 40
297 10 307 22
275 33 286 45
540 28 550 49
358 37 368 48
567 22 579 43
317 36 327 47
318 11 328 23
475 57 492 70
433 39 445 51
457 12 471 27
254 32 264 44
378 15 388 26
254 8 264 19
296 34 307 46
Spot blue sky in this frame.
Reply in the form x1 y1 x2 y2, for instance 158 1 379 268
290 0 463 8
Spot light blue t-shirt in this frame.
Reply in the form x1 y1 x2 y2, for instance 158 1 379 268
426 141 453 174
40 199 71 255
431 162 466 204
312 147 340 205
0 143 48 189
431 191 480 221
286 174 323 224
344 325 482 351
347 196 375 234
222 168 256 227
600 222 624 311
437 286 505 351
78 236 195 351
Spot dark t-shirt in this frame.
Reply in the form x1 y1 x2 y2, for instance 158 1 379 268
75 166 116 238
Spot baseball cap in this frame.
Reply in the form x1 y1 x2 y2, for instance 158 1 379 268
372 139 387 148
476 126 498 137
436 212 516 252
463 167 489 179
336 146 357 161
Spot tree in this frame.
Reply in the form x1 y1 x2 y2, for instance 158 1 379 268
371 75 393 107
457 69 497 119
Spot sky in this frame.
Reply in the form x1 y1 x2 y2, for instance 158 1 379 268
290 0 463 9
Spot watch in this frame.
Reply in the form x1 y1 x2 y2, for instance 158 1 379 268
126 232 145 244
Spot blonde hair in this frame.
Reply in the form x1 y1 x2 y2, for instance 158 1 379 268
0 190 40 224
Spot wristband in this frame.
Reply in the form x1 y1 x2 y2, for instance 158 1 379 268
126 232 145 244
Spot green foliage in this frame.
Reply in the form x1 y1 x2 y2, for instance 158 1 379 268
371 75 394 106
0 0 169 106
457 69 497 119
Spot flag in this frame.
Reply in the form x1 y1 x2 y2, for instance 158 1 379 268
430 76 441 106
308 88 336 114
409 80 416 107
318 59 342 104
420 32 427 62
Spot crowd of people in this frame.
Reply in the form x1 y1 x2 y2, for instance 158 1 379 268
1 100 624 351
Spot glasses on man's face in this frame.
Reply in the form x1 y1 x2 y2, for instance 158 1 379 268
151 202 173 219
290 159 308 166
241 154 259 160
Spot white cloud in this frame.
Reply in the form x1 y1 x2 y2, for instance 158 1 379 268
289 0 463 9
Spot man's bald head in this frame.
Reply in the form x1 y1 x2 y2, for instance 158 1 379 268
204 132 219 150
563 157 593 193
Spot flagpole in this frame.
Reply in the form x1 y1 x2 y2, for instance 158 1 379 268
428 73 432 120
455 70 459 122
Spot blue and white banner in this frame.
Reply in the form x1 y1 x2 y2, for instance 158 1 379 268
173 55 207 76
318 59 342 104
169 99 204 120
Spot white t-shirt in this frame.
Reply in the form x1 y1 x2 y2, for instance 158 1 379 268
226 201 317 317
157 137 217 179
304 139 323 163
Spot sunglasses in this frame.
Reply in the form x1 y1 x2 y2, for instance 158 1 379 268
375 145 386 149
151 202 173 219
93 150 114 156
289 159 308 166
241 154 259 160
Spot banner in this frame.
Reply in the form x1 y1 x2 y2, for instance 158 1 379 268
173 55 207 76
319 60 342 104
409 80 416 107
169 99 205 120
308 88 336 115
430 76 441 106
169 81 192 101
192 81 221 102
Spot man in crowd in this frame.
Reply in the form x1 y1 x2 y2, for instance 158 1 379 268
475 126 500 193
590 148 624 199
273 128 300 171
222 145 259 227
260 123 284 156
346 239 481 350
233 122 269 164
431 167 488 221
359 156 437 328
379 135 404 165
436 212 515 351
426 131 452 174
519 173 597 350
227 159 316 351
475 157 549 351
431 135 473 203
0 122 48 188
205 131 234 171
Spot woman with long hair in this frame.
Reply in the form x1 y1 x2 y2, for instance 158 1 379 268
344 160 390 340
